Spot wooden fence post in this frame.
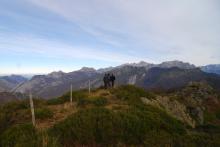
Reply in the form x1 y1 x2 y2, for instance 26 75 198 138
89 80 91 94
70 84 73 104
29 92 35 126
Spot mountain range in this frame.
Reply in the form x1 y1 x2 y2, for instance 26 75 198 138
11 60 220 99
0 75 28 92
201 64 220 75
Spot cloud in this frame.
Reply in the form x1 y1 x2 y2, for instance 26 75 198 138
0 33 151 64
29 0 220 65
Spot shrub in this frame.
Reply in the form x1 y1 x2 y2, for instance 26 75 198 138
0 111 12 137
0 124 41 147
177 133 220 147
40 131 61 147
92 97 108 107
35 108 53 120
49 106 186 146
49 108 118 146
76 97 90 107
76 97 108 107
216 109 220 120
0 124 61 147
1 100 29 112
204 111 217 124
110 85 155 106
47 97 67 105
0 100 36 135
47 90 89 105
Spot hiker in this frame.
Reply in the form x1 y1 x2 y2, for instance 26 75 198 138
107 73 111 88
110 73 116 88
103 74 108 89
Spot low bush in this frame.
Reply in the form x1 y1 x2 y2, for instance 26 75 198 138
0 124 61 147
76 97 108 107
49 108 117 146
35 107 53 120
47 90 89 105
0 100 38 135
49 106 186 146
110 85 155 106
47 97 67 105
0 123 41 147
216 109 220 120
175 133 220 147
92 97 108 107
76 97 90 107
204 111 217 124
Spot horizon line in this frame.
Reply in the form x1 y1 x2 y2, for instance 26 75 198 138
0 60 219 76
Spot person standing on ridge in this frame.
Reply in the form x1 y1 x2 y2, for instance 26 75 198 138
107 73 111 88
110 73 116 88
103 74 108 89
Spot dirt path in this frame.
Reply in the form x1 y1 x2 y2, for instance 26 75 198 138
36 102 77 130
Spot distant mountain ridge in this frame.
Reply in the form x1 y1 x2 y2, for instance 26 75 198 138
201 64 220 75
14 61 220 99
106 60 196 71
15 68 99 98
0 75 28 92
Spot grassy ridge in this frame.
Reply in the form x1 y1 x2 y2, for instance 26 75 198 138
0 85 220 146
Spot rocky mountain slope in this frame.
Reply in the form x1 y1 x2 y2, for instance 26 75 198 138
14 61 220 99
0 92 27 104
15 68 99 99
0 75 27 92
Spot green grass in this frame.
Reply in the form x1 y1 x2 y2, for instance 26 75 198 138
110 85 156 106
35 107 53 120
0 123 40 147
47 90 89 105
76 96 108 107
49 106 186 146
216 109 220 120
1 85 220 146
46 97 68 105
0 123 61 147
92 97 108 107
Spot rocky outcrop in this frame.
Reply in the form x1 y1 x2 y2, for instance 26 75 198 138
141 96 196 127
128 75 137 85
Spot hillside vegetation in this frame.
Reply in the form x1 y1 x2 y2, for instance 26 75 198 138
0 84 220 146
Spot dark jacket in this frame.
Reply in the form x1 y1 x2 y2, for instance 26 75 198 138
110 75 115 81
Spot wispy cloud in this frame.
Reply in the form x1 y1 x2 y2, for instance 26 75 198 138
29 0 220 65
0 33 151 63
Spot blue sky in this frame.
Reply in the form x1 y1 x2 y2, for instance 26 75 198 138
0 0 220 74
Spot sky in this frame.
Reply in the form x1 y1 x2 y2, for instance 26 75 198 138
0 0 220 74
